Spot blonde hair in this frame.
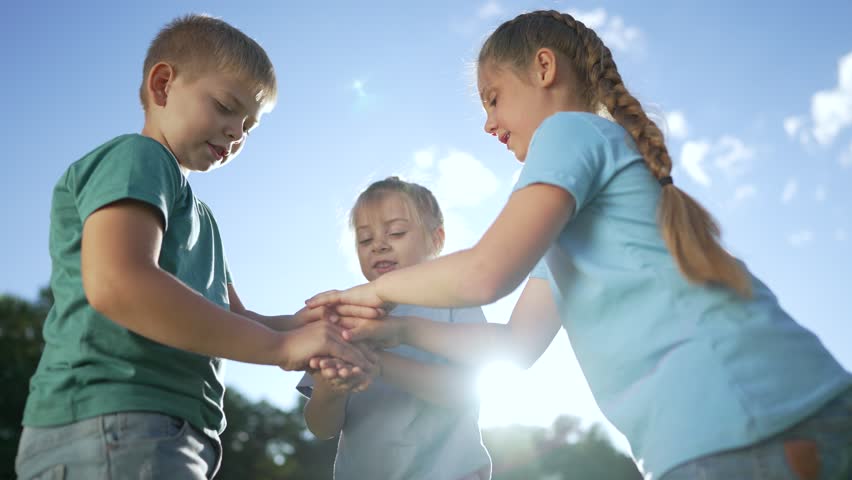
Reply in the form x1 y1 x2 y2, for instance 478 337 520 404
351 177 445 255
479 10 751 297
139 14 277 111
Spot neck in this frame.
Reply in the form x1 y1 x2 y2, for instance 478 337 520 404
141 120 190 177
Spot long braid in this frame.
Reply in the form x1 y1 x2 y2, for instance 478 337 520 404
481 10 752 297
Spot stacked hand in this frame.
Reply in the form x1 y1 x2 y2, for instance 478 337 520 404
287 300 387 393
299 284 408 393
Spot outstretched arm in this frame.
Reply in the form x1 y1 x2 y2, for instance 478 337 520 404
376 352 480 408
336 278 561 370
81 199 371 370
228 285 382 331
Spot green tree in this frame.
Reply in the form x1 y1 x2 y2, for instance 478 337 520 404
485 416 642 480
218 392 336 480
0 288 52 479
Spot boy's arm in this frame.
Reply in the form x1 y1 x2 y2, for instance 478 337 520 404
81 199 369 370
303 375 348 439
228 285 383 331
377 351 480 409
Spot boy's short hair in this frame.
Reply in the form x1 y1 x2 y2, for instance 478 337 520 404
140 14 277 111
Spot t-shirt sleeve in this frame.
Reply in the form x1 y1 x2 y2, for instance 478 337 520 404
513 113 610 217
296 373 314 398
450 306 488 324
529 256 550 280
72 136 183 230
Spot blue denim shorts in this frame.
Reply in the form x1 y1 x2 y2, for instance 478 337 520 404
661 387 852 480
15 412 221 480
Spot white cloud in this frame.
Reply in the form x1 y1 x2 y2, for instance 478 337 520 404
789 230 814 247
714 136 754 179
678 135 754 187
431 150 500 209
815 185 827 202
783 116 803 137
352 79 366 98
477 0 504 19
414 149 435 169
665 111 688 140
841 142 852 168
781 179 798 204
783 115 811 144
733 184 757 202
680 141 712 187
787 51 852 145
567 8 644 55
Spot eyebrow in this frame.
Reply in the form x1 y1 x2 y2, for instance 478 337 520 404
355 218 410 230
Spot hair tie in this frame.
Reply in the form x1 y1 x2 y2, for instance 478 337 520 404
658 176 673 187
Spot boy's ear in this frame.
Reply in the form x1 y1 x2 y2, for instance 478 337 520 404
146 62 175 107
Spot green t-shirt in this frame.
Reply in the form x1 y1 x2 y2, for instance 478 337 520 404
23 134 231 438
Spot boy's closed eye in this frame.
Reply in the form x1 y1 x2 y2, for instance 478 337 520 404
214 98 233 113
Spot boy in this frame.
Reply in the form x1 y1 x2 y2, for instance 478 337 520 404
15 14 374 479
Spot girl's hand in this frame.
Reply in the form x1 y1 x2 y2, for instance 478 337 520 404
336 315 404 349
310 349 379 393
292 304 384 328
306 283 383 310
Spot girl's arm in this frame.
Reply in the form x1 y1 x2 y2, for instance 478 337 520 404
227 285 382 331
307 184 574 309
81 199 370 370
338 278 561 369
377 352 480 408
303 376 348 439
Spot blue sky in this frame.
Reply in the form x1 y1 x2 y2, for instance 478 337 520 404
3 0 851 455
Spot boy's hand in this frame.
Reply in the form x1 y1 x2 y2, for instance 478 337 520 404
278 321 372 371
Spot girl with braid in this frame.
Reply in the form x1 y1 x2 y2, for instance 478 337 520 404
308 10 852 480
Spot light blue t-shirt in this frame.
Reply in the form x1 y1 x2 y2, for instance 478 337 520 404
518 112 852 479
298 305 491 480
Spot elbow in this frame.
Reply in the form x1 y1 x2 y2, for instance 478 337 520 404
307 425 337 441
83 265 127 319
515 352 537 371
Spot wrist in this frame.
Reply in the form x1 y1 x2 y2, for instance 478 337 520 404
274 331 295 369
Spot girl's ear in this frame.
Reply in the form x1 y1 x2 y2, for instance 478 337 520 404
431 226 446 256
533 48 558 88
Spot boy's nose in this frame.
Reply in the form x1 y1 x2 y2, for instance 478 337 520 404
224 120 246 142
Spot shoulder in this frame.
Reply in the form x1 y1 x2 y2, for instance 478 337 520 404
532 112 619 143
527 112 637 167
68 134 181 180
